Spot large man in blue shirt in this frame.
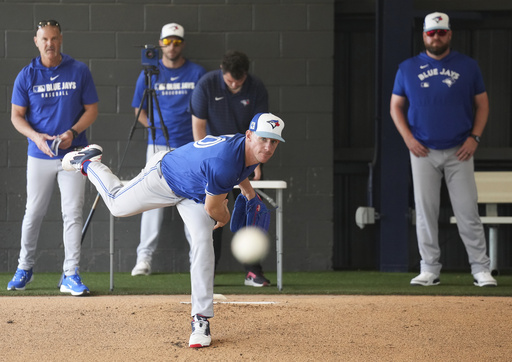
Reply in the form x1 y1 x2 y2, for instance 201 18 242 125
390 12 496 287
190 50 270 286
9 20 98 296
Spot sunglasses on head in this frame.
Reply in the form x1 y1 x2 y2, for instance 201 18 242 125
162 38 183 46
426 29 448 37
37 20 61 32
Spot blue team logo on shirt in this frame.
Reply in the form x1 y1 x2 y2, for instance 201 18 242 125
154 81 196 95
418 67 459 88
33 85 46 93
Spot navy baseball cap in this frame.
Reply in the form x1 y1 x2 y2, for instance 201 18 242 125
249 113 285 142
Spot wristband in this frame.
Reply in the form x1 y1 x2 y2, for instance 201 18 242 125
70 128 79 139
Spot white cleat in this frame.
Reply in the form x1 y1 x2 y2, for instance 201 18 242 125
410 272 440 286
131 261 151 276
473 271 497 287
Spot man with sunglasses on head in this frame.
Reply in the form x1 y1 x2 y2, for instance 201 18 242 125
9 20 99 295
190 50 271 287
390 12 496 287
131 23 206 276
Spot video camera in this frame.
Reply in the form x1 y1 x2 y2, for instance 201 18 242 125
141 45 159 67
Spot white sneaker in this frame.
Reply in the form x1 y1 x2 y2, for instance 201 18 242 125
410 272 440 286
189 315 211 348
131 261 151 276
473 271 497 287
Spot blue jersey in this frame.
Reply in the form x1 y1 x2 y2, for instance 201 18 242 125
11 53 99 159
132 59 206 148
189 69 268 135
161 134 257 204
392 51 486 149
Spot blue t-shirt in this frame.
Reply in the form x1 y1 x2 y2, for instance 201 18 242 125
189 69 268 135
161 134 257 204
11 53 99 159
392 51 486 149
132 59 206 148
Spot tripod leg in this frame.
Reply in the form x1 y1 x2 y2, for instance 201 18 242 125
118 90 148 171
146 87 157 149
57 272 64 288
81 193 101 243
152 92 171 149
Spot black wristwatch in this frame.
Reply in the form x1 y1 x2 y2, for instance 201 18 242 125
70 128 79 139
470 134 481 143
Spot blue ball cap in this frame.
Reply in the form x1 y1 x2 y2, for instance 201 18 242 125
248 113 285 142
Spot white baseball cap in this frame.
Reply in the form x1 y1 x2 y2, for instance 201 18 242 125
423 12 450 32
160 23 184 40
249 113 285 143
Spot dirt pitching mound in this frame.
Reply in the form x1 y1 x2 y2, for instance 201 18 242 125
1 295 511 361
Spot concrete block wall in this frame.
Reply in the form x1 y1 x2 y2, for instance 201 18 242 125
0 0 334 275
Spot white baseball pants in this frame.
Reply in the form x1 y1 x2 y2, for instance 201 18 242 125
410 147 490 275
18 156 86 276
87 152 215 317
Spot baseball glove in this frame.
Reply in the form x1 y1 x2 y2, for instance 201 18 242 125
230 193 248 233
230 193 271 233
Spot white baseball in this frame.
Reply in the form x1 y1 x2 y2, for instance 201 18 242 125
231 226 270 264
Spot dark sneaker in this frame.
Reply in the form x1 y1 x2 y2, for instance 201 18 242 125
60 267 90 296
244 271 271 287
62 144 102 175
7 268 33 291
189 315 211 348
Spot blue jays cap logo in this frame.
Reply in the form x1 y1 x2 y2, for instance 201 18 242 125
267 119 281 129
433 16 443 23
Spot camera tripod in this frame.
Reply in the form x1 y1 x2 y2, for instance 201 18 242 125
58 66 170 287
132 66 170 152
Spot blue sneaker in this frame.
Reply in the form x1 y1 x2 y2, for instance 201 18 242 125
7 268 34 291
60 267 90 296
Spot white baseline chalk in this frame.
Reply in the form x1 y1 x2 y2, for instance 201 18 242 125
180 301 277 305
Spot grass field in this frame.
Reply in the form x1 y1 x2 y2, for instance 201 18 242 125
1 271 511 297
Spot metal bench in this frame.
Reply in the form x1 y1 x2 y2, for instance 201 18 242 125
450 171 512 275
